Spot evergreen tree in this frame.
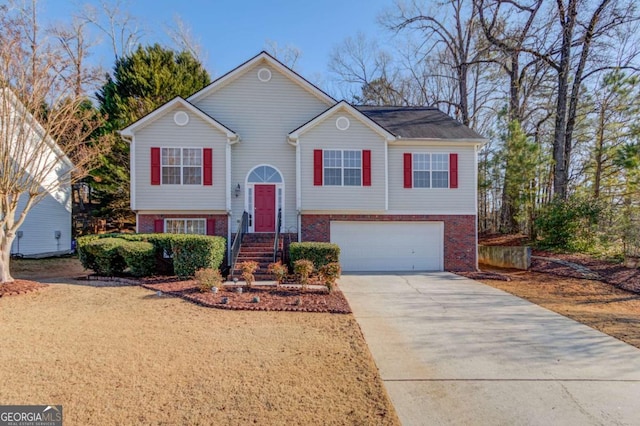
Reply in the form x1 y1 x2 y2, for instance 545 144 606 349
92 44 210 225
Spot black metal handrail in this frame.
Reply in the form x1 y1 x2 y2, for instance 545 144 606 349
273 208 282 262
230 211 248 272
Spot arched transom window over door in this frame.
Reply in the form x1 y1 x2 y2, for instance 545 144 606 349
246 165 284 233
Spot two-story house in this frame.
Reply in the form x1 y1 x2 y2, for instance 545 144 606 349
120 52 485 272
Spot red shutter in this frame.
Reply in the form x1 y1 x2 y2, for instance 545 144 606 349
151 147 161 185
203 148 213 185
313 150 323 186
206 218 216 235
403 153 412 188
154 219 164 233
362 150 371 186
449 153 458 188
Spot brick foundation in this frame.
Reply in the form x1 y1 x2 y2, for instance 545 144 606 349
300 214 477 271
137 213 228 238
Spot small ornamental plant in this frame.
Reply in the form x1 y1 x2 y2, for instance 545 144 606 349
293 259 314 291
195 268 223 293
267 261 288 286
239 260 259 288
319 262 341 293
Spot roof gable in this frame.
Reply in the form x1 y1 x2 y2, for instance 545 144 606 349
288 101 396 142
119 97 237 139
187 51 335 106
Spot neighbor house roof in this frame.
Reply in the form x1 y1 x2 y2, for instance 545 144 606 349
356 106 485 140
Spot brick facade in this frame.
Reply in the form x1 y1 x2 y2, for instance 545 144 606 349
300 214 477 271
137 214 228 238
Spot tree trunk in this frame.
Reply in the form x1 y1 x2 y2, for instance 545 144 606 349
552 0 578 200
593 106 605 199
0 234 16 283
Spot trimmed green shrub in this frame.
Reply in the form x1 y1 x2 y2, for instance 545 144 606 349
83 238 127 276
77 233 226 278
76 234 103 272
289 242 340 269
119 241 155 277
170 234 226 278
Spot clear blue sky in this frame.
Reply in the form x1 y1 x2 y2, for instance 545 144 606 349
41 0 395 86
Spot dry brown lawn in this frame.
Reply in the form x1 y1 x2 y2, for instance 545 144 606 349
0 282 398 425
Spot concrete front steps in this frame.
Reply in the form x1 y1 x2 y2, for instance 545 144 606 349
230 233 282 281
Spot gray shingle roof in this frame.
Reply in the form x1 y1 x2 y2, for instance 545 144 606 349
356 106 485 140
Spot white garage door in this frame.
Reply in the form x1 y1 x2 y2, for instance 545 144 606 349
330 221 444 272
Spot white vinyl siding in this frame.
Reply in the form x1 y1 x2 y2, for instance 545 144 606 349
389 145 477 214
12 185 71 256
132 106 227 211
192 62 330 232
300 111 386 211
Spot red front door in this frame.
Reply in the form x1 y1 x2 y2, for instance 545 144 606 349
254 184 276 232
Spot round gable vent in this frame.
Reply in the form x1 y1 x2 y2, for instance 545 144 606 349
336 116 350 131
257 67 272 82
174 111 189 126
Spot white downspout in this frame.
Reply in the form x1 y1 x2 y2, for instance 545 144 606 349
384 138 390 211
288 134 302 241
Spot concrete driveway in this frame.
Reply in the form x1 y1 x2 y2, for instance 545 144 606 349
340 272 640 426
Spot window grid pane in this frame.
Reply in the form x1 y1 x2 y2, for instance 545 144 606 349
432 154 448 171
414 171 430 188
182 149 202 166
432 171 449 188
162 148 181 165
165 220 185 234
344 168 361 186
162 167 181 185
183 167 201 185
324 150 342 168
185 219 206 235
324 168 342 186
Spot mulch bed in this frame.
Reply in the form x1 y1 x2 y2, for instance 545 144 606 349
530 252 640 294
139 278 352 314
0 279 48 297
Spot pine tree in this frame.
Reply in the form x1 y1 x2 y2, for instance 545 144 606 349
91 44 210 226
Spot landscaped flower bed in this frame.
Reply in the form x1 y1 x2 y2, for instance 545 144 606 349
139 278 351 313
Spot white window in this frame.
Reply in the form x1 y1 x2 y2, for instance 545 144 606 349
324 150 361 186
165 219 206 235
161 148 202 185
413 153 449 188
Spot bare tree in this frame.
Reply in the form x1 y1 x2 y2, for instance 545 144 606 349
79 0 144 62
328 32 405 104
0 1 109 283
265 40 302 70
50 17 103 97
165 14 207 65
384 0 490 126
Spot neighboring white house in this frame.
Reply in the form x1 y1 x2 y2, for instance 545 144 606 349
121 52 486 272
1 89 73 257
